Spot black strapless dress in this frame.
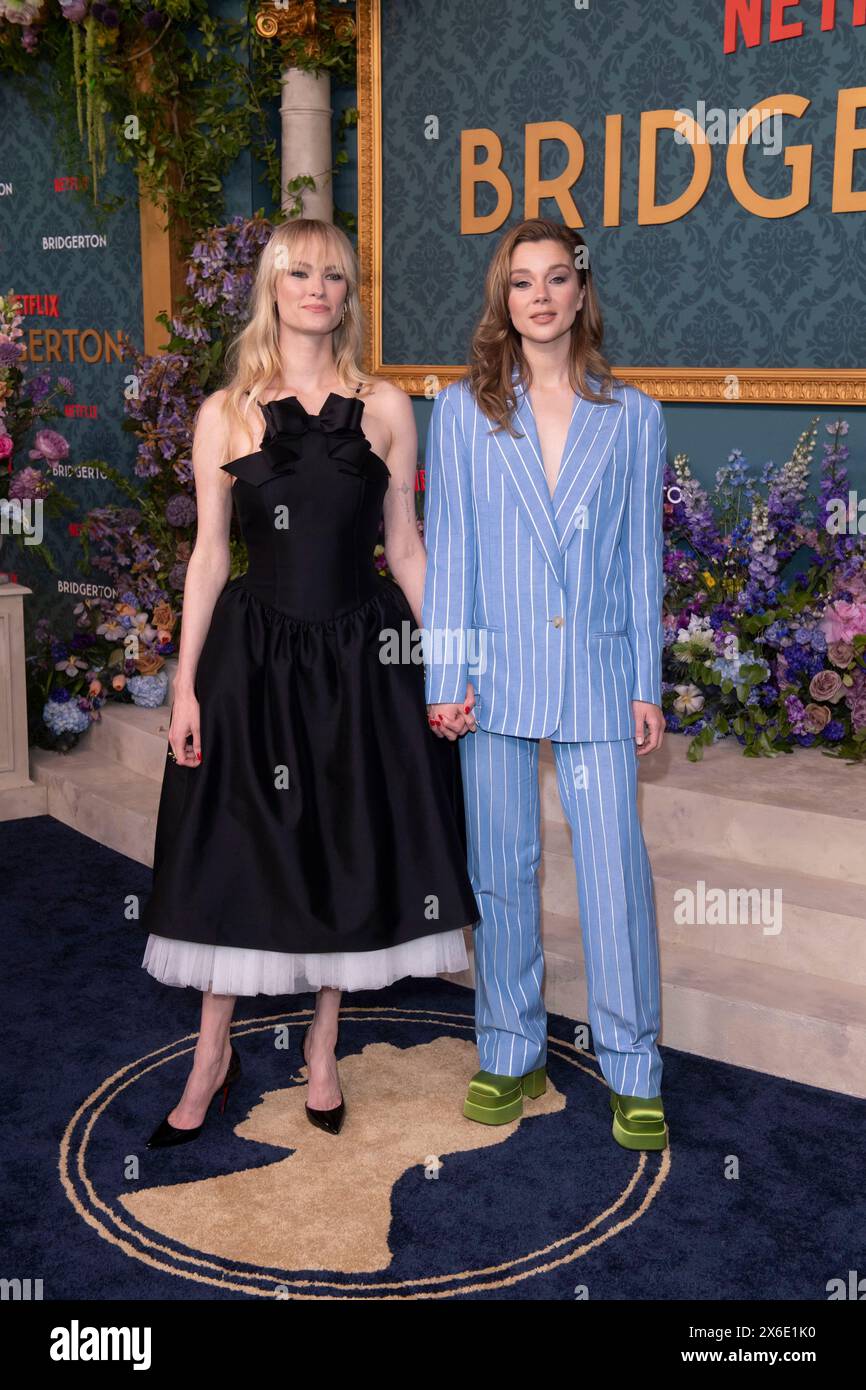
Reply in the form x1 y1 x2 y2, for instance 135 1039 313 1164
140 387 477 995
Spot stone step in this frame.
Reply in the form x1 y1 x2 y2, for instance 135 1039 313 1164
538 829 866 987
95 703 170 783
30 745 158 867
449 934 866 1098
539 736 866 884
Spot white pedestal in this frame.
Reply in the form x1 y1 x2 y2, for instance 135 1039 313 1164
0 581 47 820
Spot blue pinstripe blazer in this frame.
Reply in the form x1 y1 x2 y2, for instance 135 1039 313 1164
420 369 667 741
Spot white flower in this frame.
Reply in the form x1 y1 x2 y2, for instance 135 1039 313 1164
673 683 705 715
676 614 715 650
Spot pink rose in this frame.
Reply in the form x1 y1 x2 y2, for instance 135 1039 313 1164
827 640 854 668
111 674 127 692
808 670 844 703
27 429 69 465
803 703 831 733
0 434 12 459
820 600 866 644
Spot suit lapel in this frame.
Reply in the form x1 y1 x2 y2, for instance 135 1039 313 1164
490 369 624 578
491 380 564 583
552 380 624 550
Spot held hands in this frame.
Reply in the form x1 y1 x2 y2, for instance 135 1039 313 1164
427 682 478 740
168 692 202 767
426 689 663 749
633 700 664 755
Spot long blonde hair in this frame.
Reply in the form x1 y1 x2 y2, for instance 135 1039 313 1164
466 218 622 437
218 218 375 451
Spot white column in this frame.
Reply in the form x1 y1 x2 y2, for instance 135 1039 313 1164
280 67 334 221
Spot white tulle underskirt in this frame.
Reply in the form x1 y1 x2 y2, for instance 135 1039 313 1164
141 927 471 996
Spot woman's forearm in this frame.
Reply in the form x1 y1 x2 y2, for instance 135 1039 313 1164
173 545 231 696
386 545 426 631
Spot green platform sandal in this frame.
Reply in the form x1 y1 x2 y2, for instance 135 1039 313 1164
464 1065 547 1124
609 1089 668 1150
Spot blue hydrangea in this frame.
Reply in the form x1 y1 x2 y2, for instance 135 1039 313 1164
127 673 168 708
763 620 789 646
793 624 826 652
43 699 90 736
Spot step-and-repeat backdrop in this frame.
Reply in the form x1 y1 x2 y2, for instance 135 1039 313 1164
0 73 143 630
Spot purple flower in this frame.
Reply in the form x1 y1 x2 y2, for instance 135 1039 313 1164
784 695 808 734
165 492 197 527
0 335 25 367
92 4 120 27
8 466 51 501
27 371 52 404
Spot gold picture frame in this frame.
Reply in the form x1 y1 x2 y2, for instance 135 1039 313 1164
355 0 865 405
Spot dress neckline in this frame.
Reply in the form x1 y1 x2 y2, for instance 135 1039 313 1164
246 386 363 417
225 385 387 485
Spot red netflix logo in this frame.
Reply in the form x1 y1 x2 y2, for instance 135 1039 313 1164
724 0 866 53
13 294 60 317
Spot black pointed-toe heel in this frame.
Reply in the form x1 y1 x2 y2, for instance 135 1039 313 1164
146 1043 242 1149
302 1023 345 1135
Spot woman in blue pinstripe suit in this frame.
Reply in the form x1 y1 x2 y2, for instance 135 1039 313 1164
421 218 669 1151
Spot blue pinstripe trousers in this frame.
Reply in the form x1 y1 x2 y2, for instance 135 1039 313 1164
458 725 663 1098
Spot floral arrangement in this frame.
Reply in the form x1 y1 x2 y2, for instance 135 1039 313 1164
0 289 79 574
662 419 866 762
27 591 176 748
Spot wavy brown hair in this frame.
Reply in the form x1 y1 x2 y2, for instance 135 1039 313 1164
466 218 622 437
218 218 376 455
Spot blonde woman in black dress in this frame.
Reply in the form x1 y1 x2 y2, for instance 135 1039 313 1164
140 218 478 1143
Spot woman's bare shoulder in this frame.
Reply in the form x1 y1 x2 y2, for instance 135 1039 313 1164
195 387 232 431
360 377 414 421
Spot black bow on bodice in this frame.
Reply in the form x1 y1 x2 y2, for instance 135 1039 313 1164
259 392 363 446
221 392 386 487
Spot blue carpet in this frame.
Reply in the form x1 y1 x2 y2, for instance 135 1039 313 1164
3 814 864 1301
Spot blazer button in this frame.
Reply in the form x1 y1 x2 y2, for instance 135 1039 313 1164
550 615 564 628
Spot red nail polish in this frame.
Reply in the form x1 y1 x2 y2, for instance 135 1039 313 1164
196 752 202 761
464 706 470 713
